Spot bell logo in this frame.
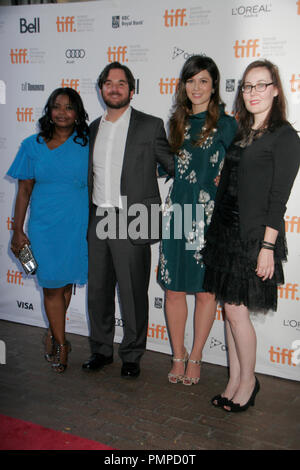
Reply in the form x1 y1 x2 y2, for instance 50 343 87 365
20 18 40 34
56 16 76 33
7 269 23 285
269 346 296 366
164 9 188 27
285 215 300 233
290 74 300 93
16 107 34 122
61 79 80 93
107 46 128 63
278 283 299 301
10 49 29 64
233 39 260 58
159 78 179 94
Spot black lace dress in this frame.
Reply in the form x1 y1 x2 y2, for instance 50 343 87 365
202 135 287 313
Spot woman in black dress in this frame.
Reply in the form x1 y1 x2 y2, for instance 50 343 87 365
202 60 300 412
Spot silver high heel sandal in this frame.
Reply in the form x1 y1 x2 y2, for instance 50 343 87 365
168 349 189 384
182 358 202 386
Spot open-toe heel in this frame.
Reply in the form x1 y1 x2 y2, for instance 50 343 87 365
52 341 72 373
183 358 201 386
223 377 260 413
43 330 56 363
168 349 189 384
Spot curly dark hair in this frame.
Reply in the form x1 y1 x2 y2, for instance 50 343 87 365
37 88 89 146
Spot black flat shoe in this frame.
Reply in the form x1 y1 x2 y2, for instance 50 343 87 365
223 377 260 413
211 394 231 408
82 353 113 371
121 362 140 379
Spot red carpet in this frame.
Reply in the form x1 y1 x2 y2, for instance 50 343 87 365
0 414 115 450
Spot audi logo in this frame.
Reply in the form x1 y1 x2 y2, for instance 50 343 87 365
65 49 85 59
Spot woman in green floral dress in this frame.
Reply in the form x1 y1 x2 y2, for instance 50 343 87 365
158 56 237 385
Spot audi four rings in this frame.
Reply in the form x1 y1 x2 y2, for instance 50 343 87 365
65 49 85 58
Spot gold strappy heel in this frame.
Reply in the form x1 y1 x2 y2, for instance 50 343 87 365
168 349 189 384
182 358 202 386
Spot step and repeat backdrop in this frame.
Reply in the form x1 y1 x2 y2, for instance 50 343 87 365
0 0 299 380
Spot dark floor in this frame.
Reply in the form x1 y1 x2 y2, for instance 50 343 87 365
0 319 299 451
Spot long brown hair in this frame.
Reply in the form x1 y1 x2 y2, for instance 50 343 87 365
234 59 288 140
169 55 223 153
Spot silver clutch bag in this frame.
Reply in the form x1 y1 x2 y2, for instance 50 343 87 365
18 244 38 275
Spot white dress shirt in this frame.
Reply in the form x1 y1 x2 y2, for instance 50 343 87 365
92 106 132 208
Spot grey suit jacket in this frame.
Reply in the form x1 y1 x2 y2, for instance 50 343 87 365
88 107 175 244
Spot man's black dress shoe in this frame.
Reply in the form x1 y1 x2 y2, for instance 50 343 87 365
82 353 113 371
121 362 140 379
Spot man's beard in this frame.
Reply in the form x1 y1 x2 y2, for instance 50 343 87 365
102 91 131 109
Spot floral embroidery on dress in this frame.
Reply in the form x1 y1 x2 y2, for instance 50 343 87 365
159 251 171 285
184 124 191 140
185 219 205 264
198 190 210 204
177 149 192 178
210 150 219 166
162 187 173 234
185 170 197 184
199 127 217 149
205 200 214 225
218 158 224 175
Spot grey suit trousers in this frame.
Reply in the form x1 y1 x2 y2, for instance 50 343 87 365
87 204 151 363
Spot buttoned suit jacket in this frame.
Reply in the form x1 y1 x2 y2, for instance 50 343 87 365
88 107 175 244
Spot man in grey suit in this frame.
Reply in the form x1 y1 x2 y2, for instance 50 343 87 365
82 62 174 378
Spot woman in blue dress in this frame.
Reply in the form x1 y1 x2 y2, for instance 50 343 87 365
7 88 89 373
158 56 237 385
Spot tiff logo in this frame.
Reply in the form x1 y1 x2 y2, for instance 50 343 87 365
107 46 128 63
159 78 179 94
269 346 296 366
291 340 300 365
10 48 29 64
7 217 14 230
147 323 168 341
285 215 300 233
278 283 299 301
290 74 300 92
61 79 80 92
297 0 300 14
7 269 23 285
56 16 76 32
164 9 188 27
233 39 260 58
16 107 34 122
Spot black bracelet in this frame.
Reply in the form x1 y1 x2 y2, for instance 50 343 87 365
261 241 275 251
262 240 275 246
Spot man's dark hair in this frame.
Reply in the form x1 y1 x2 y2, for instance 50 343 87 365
97 62 135 92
